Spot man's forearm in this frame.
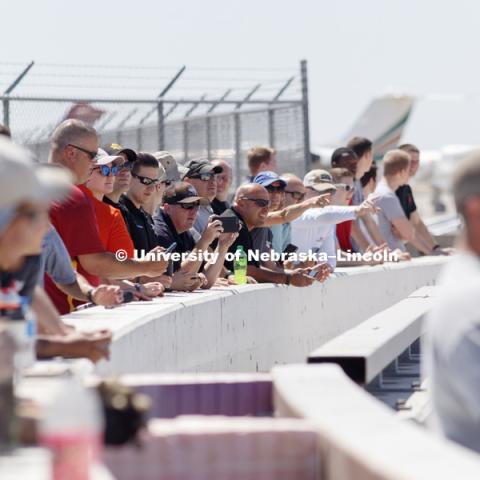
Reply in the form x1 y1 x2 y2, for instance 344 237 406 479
361 215 385 246
412 215 437 250
247 264 287 284
350 221 370 252
264 202 311 226
32 286 68 336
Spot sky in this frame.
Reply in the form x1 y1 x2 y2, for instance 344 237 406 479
2 0 480 150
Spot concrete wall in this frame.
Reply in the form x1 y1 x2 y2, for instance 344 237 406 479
62 257 448 376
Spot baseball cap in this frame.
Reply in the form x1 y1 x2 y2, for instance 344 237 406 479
163 182 208 205
94 148 124 166
184 159 223 178
153 151 181 182
253 170 287 188
103 143 137 164
0 137 73 230
303 169 337 193
331 147 357 166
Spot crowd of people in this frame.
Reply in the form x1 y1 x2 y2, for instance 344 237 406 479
0 119 451 364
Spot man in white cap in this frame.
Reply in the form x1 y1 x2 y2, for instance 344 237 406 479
0 137 112 363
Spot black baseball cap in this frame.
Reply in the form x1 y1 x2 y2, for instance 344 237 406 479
103 143 137 164
331 147 358 166
184 159 223 178
163 182 208 205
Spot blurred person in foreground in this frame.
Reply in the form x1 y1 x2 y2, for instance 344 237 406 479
46 120 167 314
0 137 112 363
425 150 480 453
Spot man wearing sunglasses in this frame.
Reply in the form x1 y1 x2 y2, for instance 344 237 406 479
222 183 317 287
154 183 237 290
47 121 167 314
103 143 137 222
120 152 162 252
183 159 223 235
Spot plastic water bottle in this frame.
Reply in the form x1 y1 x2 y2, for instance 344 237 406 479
7 297 36 373
234 245 247 285
39 378 104 480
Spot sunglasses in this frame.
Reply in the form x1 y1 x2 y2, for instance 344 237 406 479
265 185 285 193
285 190 305 200
16 208 48 224
68 144 98 160
178 202 200 210
93 165 119 177
189 173 214 181
241 197 270 208
132 172 159 186
335 183 355 192
117 162 134 172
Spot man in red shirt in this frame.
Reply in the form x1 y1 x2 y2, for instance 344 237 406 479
46 120 167 313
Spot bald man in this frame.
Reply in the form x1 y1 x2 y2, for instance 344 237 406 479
211 159 233 215
222 184 319 287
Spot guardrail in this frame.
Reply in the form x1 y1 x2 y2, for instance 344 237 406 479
62 258 447 376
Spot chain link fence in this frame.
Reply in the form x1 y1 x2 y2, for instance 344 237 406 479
1 61 311 187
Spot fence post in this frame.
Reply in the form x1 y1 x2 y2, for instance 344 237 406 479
234 112 241 187
268 108 275 148
300 59 311 173
2 98 9 127
157 100 164 150
183 120 189 163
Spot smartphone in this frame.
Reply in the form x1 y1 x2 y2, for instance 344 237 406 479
283 243 298 254
211 215 240 233
308 269 317 278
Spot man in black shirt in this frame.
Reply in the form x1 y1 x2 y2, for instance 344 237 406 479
211 159 233 215
153 182 236 289
225 184 315 287
396 144 452 255
120 152 160 252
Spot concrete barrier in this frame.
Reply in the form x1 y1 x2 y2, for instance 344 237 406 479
62 257 448 376
273 364 480 480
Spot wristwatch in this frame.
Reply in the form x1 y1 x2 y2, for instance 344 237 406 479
87 288 96 304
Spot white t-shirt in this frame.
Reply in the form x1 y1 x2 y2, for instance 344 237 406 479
424 252 480 453
291 206 357 268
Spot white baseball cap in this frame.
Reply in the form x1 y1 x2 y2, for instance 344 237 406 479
0 137 73 212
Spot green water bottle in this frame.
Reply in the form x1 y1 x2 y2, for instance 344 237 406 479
234 245 247 285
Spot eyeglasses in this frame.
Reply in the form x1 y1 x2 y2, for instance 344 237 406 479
240 197 270 208
265 185 285 193
178 202 200 210
285 190 306 200
188 173 214 181
93 165 119 177
335 183 355 192
132 172 159 186
68 144 98 160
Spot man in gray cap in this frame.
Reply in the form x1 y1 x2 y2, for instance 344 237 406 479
183 159 223 234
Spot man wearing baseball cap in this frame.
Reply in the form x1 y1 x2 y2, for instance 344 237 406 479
291 169 377 270
153 182 237 290
103 143 137 222
183 159 223 235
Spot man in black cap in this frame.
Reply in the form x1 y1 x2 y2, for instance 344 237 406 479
153 182 237 290
183 159 223 235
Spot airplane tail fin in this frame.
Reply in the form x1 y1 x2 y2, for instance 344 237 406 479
341 94 415 160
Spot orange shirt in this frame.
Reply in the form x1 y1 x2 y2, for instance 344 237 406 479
78 185 135 258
